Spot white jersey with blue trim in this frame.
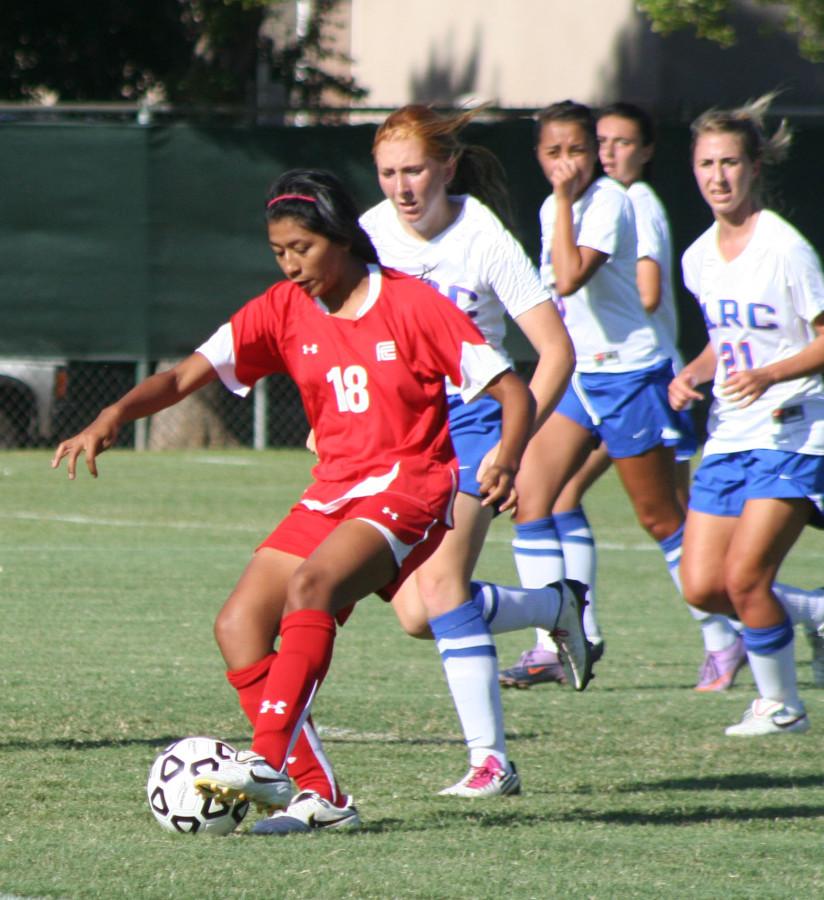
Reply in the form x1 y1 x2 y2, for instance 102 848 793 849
628 180 682 370
360 195 549 390
683 209 824 456
539 176 662 374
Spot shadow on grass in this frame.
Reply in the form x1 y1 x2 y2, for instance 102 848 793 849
0 731 546 752
0 734 289 754
616 772 824 792
357 803 824 833
559 804 824 827
322 732 543 745
0 735 191 753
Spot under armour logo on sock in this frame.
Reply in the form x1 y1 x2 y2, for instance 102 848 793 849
260 699 288 715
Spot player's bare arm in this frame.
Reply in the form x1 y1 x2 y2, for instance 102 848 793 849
669 341 717 411
514 302 575 432
52 352 218 479
477 370 535 511
636 256 662 313
552 213 608 297
722 318 824 408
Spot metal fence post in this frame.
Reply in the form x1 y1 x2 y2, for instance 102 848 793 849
253 377 268 450
134 359 149 451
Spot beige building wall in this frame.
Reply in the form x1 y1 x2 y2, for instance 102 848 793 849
342 0 824 118
259 1 824 119
349 0 643 109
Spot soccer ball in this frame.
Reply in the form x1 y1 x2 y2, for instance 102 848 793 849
146 736 249 835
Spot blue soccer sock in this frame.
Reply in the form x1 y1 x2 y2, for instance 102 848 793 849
743 617 802 710
429 601 506 767
469 580 563 634
512 517 565 651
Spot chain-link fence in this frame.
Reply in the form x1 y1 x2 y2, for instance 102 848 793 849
0 358 547 451
0 359 309 450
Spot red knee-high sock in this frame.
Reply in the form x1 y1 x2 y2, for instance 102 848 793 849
251 609 336 773
287 717 342 804
226 653 277 726
227 648 342 803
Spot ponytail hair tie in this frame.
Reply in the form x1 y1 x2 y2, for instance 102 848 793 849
267 193 318 208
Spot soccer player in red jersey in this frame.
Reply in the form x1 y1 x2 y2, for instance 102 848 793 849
52 168 535 834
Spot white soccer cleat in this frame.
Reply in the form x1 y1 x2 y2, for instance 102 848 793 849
551 579 593 691
725 698 810 736
251 790 361 835
438 754 521 798
194 749 293 814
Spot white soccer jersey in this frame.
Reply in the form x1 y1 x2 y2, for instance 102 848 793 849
682 209 824 456
628 181 682 370
360 195 549 388
539 176 662 373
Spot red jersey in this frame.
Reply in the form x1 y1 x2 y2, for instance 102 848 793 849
198 266 509 516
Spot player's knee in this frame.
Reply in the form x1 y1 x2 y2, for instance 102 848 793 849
285 563 334 614
637 508 683 542
681 567 722 612
213 602 247 657
399 615 432 639
415 572 468 620
515 494 555 524
723 562 769 616
390 581 433 638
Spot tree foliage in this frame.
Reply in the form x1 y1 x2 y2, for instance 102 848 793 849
0 0 366 107
637 0 824 61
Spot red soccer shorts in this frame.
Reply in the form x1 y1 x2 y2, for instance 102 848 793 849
259 491 449 603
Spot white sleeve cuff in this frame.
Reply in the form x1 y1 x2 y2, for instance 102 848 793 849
195 323 251 397
457 342 511 403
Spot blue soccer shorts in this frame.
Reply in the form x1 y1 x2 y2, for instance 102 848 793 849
555 361 681 459
446 391 503 496
690 448 824 526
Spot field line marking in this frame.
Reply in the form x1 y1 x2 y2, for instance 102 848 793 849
316 725 400 743
8 512 659 549
7 512 822 560
485 534 656 552
4 511 261 533
484 533 823 560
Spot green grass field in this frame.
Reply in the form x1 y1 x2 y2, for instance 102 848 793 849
2 449 823 899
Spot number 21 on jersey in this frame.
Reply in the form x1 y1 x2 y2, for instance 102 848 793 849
327 365 370 413
719 340 753 377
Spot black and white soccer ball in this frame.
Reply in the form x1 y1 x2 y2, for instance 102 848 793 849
146 736 249 835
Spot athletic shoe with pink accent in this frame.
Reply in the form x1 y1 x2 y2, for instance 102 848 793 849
725 698 810 736
694 635 747 692
438 755 521 798
498 647 567 688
